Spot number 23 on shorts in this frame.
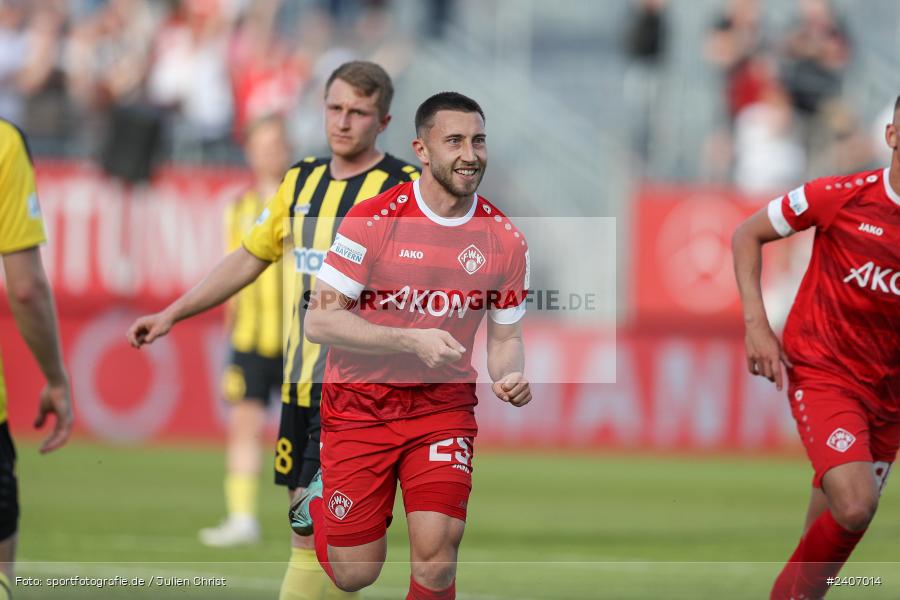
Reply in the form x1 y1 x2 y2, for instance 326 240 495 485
429 437 473 472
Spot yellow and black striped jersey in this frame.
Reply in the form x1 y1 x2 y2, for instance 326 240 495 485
0 120 46 423
224 189 283 358
243 153 419 406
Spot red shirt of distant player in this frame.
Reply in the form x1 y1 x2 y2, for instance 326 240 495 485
316 179 529 430
767 168 900 419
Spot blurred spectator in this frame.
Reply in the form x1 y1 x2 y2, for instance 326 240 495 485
66 0 159 115
622 0 667 163
228 0 309 139
733 77 806 195
65 0 163 179
0 1 61 129
813 101 877 175
779 0 850 118
147 0 235 158
870 99 895 167
422 0 454 40
704 0 768 122
19 2 70 149
0 1 30 124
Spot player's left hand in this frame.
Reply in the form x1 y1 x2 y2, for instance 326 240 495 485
34 380 73 454
492 372 531 407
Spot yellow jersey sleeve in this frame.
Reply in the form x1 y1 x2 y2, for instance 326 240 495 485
0 121 46 254
242 167 300 262
223 197 242 254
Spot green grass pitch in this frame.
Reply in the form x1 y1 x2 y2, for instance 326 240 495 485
10 441 900 598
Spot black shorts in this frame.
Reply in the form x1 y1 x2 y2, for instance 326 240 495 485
222 349 282 406
0 422 18 540
274 392 321 490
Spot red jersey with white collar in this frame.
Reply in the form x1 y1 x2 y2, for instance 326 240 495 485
767 167 900 419
316 179 529 430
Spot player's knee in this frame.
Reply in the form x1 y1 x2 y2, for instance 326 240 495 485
290 530 314 550
331 560 382 592
832 496 878 532
410 559 456 590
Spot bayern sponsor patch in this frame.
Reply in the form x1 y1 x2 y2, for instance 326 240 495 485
328 490 353 520
787 186 808 216
330 233 367 265
826 428 856 453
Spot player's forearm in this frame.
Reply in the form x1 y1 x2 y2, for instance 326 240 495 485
487 335 525 382
166 248 269 324
731 226 770 327
305 306 412 355
6 272 67 385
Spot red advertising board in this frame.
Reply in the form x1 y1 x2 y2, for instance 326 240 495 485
32 160 253 308
0 166 800 450
630 184 811 330
2 315 796 449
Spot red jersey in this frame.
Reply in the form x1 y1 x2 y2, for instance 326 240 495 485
316 179 529 430
768 167 900 419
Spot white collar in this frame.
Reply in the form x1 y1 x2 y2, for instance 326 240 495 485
882 167 900 206
413 178 477 226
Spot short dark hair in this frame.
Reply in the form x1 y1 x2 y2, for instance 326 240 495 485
415 92 485 136
325 61 394 118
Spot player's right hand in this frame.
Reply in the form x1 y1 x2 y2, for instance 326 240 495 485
409 328 466 368
744 323 793 391
126 311 175 348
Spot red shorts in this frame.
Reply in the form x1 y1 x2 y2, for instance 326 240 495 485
320 410 477 547
788 383 900 490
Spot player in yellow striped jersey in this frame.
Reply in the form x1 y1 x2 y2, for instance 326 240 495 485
0 119 72 598
127 61 418 600
198 115 290 547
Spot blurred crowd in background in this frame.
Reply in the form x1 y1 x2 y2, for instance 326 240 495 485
0 0 895 195
0 0 451 180
624 0 894 195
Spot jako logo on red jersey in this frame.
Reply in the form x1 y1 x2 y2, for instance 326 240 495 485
458 244 486 275
399 249 424 259
328 491 353 520
858 222 884 236
843 261 900 295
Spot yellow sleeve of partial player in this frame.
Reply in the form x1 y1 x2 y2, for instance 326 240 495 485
402 164 420 181
242 167 299 263
223 198 242 254
0 122 46 254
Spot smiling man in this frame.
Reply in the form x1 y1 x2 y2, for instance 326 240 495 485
290 92 532 600
127 61 418 600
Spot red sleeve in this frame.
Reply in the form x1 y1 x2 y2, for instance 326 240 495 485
489 233 529 324
766 177 847 237
316 207 378 299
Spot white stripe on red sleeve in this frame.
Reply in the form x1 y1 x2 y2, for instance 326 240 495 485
767 197 795 238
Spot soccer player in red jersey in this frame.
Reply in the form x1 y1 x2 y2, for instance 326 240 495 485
290 92 531 599
733 97 900 599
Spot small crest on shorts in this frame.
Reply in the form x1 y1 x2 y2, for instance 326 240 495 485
328 490 353 520
826 428 856 453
